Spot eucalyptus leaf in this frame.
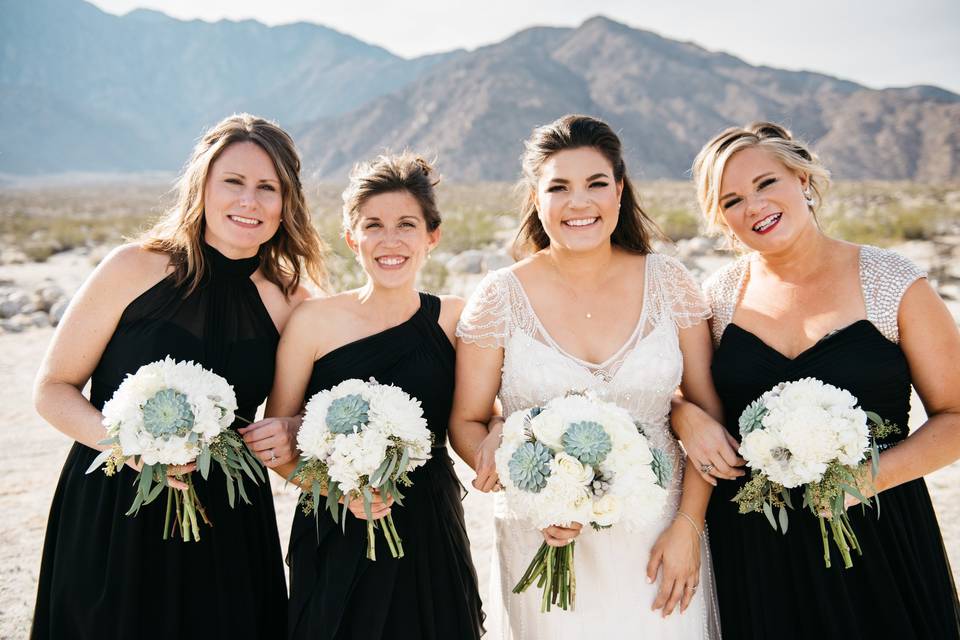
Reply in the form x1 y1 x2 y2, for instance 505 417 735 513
138 466 154 500
125 490 145 517
236 472 250 505
198 447 211 480
778 506 789 534
85 448 114 475
763 501 778 531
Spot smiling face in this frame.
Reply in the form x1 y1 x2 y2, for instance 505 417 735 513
346 190 440 290
717 146 814 253
202 141 283 258
534 147 623 253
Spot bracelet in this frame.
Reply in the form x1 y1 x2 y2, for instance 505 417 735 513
675 510 704 539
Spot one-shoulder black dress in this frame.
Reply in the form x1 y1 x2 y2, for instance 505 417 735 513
704 246 960 639
32 244 288 640
287 292 485 640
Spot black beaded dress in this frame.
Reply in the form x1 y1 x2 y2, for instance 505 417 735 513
286 293 485 640
704 245 960 639
32 244 288 640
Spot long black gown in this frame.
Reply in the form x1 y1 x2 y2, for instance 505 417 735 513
32 244 288 640
706 250 960 639
287 292 485 640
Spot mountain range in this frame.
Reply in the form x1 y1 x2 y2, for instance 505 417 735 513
4 0 959 181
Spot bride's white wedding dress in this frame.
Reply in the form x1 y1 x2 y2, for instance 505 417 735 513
458 253 722 640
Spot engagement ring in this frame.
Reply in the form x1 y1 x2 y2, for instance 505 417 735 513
699 462 714 474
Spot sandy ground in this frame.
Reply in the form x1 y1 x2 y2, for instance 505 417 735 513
1 253 958 639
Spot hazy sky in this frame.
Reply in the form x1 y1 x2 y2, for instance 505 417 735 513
88 0 960 93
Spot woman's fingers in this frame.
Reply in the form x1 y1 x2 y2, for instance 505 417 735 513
541 523 581 547
646 547 663 584
651 571 674 611
661 575 687 617
679 580 699 613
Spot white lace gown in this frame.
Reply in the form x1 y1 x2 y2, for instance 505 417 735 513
457 254 722 640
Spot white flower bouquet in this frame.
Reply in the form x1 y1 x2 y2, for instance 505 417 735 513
734 377 897 568
86 357 266 541
495 391 672 612
291 378 433 561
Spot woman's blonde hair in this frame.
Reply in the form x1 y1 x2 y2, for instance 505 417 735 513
140 113 326 295
692 121 831 245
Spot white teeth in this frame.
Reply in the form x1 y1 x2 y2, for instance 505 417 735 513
377 256 407 266
229 215 260 225
753 213 781 232
565 217 598 227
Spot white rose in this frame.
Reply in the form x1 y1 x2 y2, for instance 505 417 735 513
590 494 622 527
552 452 595 486
531 411 567 450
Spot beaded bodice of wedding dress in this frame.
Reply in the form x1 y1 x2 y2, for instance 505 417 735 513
458 253 722 640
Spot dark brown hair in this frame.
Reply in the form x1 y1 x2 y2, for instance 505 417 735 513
342 152 441 232
512 114 663 258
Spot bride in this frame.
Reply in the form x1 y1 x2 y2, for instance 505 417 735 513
450 114 723 639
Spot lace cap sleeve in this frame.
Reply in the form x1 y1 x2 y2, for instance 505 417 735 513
651 254 712 329
703 256 749 346
860 245 927 344
456 269 512 349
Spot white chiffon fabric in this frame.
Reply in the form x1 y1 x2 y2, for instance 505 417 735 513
458 253 722 640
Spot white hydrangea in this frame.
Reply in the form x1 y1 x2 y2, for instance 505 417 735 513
497 390 670 533
296 378 433 499
101 357 237 466
739 378 872 488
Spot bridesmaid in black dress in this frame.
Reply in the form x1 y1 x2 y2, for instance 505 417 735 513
672 121 960 638
31 114 326 639
265 153 485 640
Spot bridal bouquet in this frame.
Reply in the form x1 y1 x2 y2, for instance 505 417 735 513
496 391 672 612
734 377 897 568
291 378 433 561
86 357 265 541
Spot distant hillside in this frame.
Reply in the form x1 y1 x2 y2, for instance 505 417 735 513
297 16 960 181
4 4 958 180
1 0 456 173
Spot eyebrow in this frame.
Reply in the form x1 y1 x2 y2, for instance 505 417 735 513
223 171 279 184
548 172 611 184
719 172 775 200
362 215 421 222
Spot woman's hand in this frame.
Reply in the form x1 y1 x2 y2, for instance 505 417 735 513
125 458 196 491
472 417 504 492
541 522 583 547
647 516 702 617
671 397 745 485
239 415 301 469
347 490 394 521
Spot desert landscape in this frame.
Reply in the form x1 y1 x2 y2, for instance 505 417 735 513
1 180 958 638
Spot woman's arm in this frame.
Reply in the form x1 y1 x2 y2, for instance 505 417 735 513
448 341 504 492
649 319 724 617
239 285 312 471
259 298 329 481
871 279 960 493
33 245 168 450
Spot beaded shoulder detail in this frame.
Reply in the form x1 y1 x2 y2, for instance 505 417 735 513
859 245 926 344
456 269 533 349
647 254 712 329
702 256 750 346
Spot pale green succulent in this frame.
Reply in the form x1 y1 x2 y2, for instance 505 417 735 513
561 421 612 466
325 394 370 434
739 399 768 435
142 388 194 438
509 441 553 493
